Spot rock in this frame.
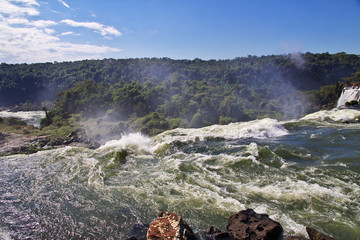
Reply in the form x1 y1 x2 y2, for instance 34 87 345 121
286 236 309 240
0 132 5 141
205 226 232 240
127 223 148 240
115 150 128 164
226 209 283 240
147 212 196 240
306 227 336 240
88 141 100 149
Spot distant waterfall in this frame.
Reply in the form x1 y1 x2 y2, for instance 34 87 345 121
336 87 360 107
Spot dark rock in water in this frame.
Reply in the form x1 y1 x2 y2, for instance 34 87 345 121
147 212 197 240
127 223 148 240
115 149 129 164
0 132 5 141
306 227 336 240
226 209 283 240
88 141 100 149
205 226 232 240
286 236 309 240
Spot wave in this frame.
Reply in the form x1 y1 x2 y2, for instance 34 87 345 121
152 118 289 148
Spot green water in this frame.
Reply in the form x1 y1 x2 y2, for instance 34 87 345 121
0 112 359 239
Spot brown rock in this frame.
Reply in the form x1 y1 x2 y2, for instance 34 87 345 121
226 209 283 240
205 226 232 240
147 212 196 240
306 227 336 240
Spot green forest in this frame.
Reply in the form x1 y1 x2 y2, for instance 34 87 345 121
1 52 360 135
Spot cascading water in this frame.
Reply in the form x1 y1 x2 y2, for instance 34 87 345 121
0 112 360 239
336 87 360 107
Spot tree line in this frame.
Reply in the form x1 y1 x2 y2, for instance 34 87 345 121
1 52 359 134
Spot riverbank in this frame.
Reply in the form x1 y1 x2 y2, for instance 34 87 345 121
0 116 100 156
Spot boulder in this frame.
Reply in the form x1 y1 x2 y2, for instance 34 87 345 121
88 141 101 150
147 212 196 240
205 226 232 240
127 223 148 240
306 227 336 240
226 209 283 240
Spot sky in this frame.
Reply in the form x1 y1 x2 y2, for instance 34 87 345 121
0 0 359 63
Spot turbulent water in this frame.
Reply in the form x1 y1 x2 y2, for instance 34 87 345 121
1 109 359 240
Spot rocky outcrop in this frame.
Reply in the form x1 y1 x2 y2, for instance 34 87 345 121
147 212 196 240
306 227 335 240
226 209 283 240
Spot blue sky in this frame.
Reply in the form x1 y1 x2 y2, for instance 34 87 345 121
0 0 359 63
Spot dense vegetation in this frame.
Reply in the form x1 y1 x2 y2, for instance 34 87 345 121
1 52 360 135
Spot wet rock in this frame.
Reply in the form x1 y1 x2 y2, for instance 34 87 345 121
147 212 196 240
0 132 5 141
127 223 148 240
115 150 128 164
306 227 336 240
66 128 86 142
205 226 232 240
226 209 283 240
88 141 100 149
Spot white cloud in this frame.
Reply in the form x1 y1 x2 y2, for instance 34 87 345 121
61 19 121 37
60 31 80 36
57 0 69 9
9 0 39 6
0 0 123 63
0 0 39 16
2 16 57 28
0 22 121 63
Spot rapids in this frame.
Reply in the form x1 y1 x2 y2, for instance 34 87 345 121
0 111 359 239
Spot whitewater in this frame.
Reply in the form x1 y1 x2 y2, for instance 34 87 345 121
0 109 359 239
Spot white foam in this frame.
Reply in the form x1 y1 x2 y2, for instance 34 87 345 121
301 108 360 123
99 133 152 153
153 118 289 147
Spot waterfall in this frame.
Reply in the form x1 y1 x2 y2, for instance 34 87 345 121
336 87 360 107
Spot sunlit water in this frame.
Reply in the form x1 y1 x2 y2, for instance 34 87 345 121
0 109 359 239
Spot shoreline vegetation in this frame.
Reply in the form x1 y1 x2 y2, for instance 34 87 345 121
1 52 360 156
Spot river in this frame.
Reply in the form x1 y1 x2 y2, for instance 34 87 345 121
0 109 359 239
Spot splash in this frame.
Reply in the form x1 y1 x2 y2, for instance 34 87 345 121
99 133 152 154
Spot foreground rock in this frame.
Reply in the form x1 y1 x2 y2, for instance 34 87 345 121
306 227 335 240
147 212 196 240
285 227 336 240
226 209 283 240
